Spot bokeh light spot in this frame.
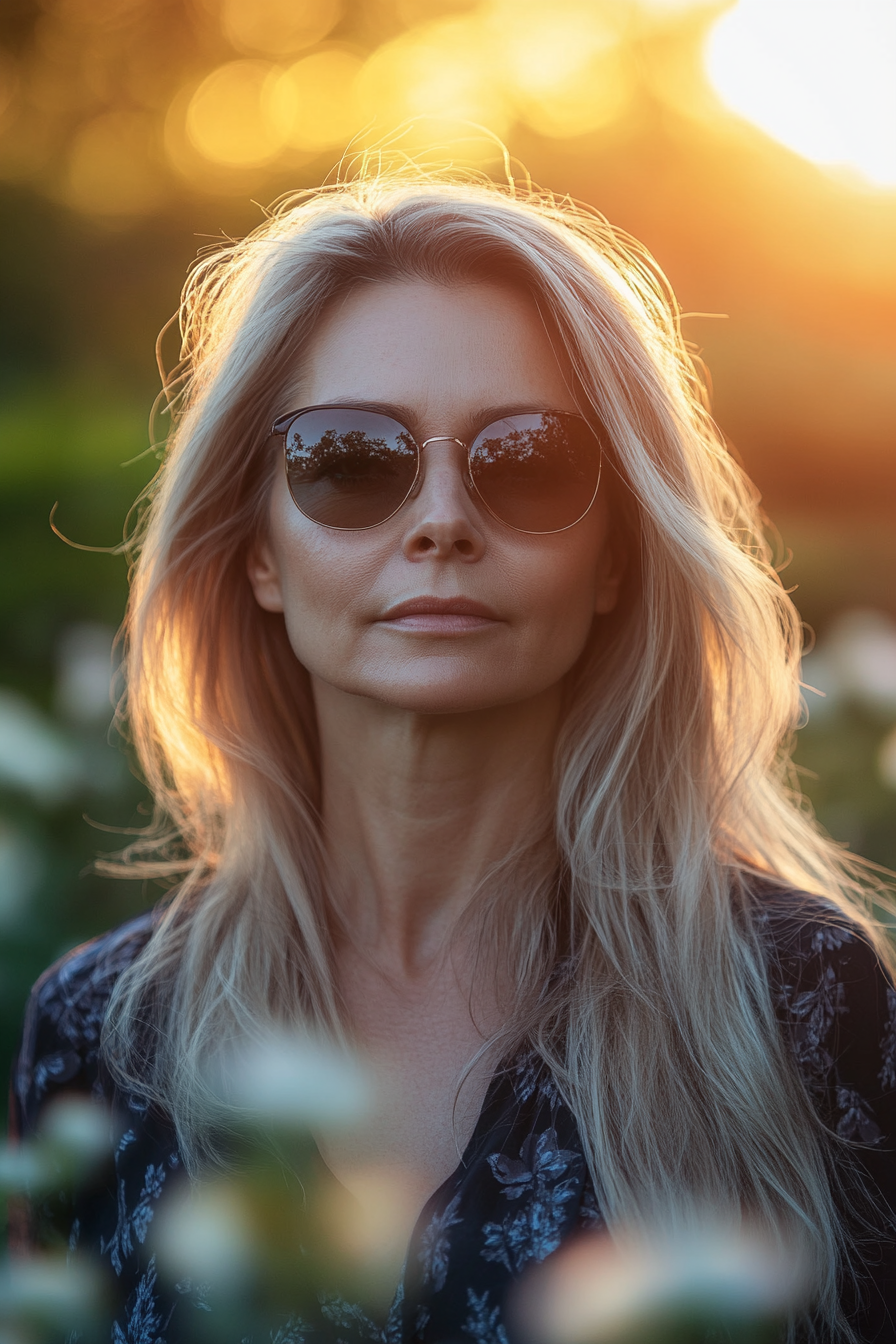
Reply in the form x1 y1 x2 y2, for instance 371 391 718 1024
501 9 618 95
185 61 284 167
490 1 630 138
519 53 631 139
268 49 364 152
706 0 896 186
356 19 511 135
221 0 342 57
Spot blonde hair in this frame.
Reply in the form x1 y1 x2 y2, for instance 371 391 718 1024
103 170 893 1339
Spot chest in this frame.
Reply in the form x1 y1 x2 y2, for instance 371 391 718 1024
75 1045 590 1344
318 957 501 1248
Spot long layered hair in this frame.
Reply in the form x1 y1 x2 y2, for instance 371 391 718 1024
104 171 892 1338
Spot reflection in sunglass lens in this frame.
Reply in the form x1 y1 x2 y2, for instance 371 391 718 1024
284 409 418 528
469 412 601 533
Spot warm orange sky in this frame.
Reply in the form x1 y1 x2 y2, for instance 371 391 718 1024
1 0 894 520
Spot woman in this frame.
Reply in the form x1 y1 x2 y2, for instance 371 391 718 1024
12 171 896 1342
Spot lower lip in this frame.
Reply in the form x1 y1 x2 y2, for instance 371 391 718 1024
380 613 499 633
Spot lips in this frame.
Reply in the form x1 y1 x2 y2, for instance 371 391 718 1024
379 596 500 621
376 596 502 634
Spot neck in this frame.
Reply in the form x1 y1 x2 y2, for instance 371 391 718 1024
313 680 562 976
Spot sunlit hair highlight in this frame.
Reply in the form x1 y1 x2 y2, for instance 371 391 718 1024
103 168 894 1341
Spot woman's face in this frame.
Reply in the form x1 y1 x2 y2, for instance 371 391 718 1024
248 279 622 715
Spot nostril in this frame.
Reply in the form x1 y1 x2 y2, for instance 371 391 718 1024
409 531 476 558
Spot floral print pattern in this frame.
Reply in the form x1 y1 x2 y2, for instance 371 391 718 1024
11 891 896 1342
481 1129 583 1274
462 1289 508 1344
881 988 896 1091
418 1194 462 1293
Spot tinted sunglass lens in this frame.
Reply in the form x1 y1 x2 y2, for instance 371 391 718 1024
469 412 601 532
284 410 418 528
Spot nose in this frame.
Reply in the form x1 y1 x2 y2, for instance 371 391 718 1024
400 439 487 561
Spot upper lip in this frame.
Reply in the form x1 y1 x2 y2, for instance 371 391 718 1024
379 596 500 620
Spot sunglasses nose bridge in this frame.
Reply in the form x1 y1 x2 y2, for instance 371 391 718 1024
407 436 469 500
419 436 467 449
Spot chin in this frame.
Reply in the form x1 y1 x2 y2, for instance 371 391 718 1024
359 673 537 717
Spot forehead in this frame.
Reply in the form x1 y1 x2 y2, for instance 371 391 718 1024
287 279 578 433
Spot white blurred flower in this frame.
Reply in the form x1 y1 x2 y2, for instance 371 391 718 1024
515 1221 807 1343
54 622 116 724
0 1100 110 1198
0 690 82 803
803 609 896 718
0 1143 52 1195
212 1028 370 1129
0 1255 103 1326
152 1179 257 1290
799 649 841 719
39 1096 112 1171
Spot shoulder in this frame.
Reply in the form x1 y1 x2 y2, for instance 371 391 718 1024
747 876 896 1141
748 876 894 1021
745 881 896 1329
744 872 890 981
11 911 158 1133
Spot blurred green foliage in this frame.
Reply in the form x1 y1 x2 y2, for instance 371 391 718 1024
793 705 896 879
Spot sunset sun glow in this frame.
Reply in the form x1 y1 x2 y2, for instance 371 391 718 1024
706 0 896 186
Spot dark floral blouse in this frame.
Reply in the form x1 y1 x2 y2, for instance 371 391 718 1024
10 890 896 1344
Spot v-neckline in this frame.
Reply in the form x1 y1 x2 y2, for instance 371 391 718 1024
315 1058 520 1328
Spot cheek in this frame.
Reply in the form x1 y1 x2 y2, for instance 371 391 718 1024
496 546 599 683
514 519 616 672
515 514 611 625
276 546 355 655
538 565 600 658
266 514 382 669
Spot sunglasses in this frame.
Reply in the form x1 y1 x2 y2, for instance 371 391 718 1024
271 405 604 534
